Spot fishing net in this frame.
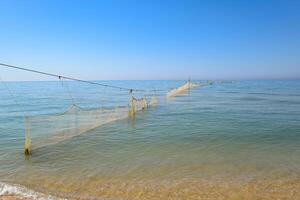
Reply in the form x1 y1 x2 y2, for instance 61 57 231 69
128 96 158 117
1 62 205 157
166 81 199 99
24 96 157 154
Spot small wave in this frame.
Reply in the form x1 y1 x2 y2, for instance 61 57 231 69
239 96 266 101
0 182 64 200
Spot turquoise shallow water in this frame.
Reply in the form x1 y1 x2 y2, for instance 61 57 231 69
0 80 300 199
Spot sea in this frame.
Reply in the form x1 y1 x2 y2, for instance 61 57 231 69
0 80 299 199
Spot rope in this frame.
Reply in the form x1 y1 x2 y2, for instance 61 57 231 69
59 77 76 106
0 62 166 92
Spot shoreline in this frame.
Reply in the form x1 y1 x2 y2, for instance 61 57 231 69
1 178 300 200
1 194 31 200
0 182 62 200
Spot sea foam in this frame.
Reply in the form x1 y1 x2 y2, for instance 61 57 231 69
0 182 63 200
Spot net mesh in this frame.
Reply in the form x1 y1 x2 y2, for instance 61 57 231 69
128 96 158 117
25 96 157 154
23 79 197 155
166 81 199 99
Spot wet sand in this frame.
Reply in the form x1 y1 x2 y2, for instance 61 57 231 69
2 178 299 200
1 195 30 200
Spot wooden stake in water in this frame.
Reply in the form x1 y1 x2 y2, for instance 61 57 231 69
129 96 136 118
24 117 31 155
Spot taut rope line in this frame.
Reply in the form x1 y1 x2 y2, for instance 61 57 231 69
0 62 165 93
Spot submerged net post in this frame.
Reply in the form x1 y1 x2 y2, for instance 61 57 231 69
129 96 136 117
142 98 147 110
24 117 31 155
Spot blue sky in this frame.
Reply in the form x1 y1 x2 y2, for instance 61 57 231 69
0 0 299 80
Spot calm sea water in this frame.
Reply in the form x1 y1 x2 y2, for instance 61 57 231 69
0 80 300 199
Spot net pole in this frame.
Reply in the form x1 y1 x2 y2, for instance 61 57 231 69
24 117 31 155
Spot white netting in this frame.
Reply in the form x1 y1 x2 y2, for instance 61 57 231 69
22 79 199 155
166 81 199 99
25 96 157 154
128 96 158 117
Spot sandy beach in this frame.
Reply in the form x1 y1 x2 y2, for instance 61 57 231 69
1 195 29 200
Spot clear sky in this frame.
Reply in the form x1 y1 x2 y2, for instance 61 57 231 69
0 0 299 80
